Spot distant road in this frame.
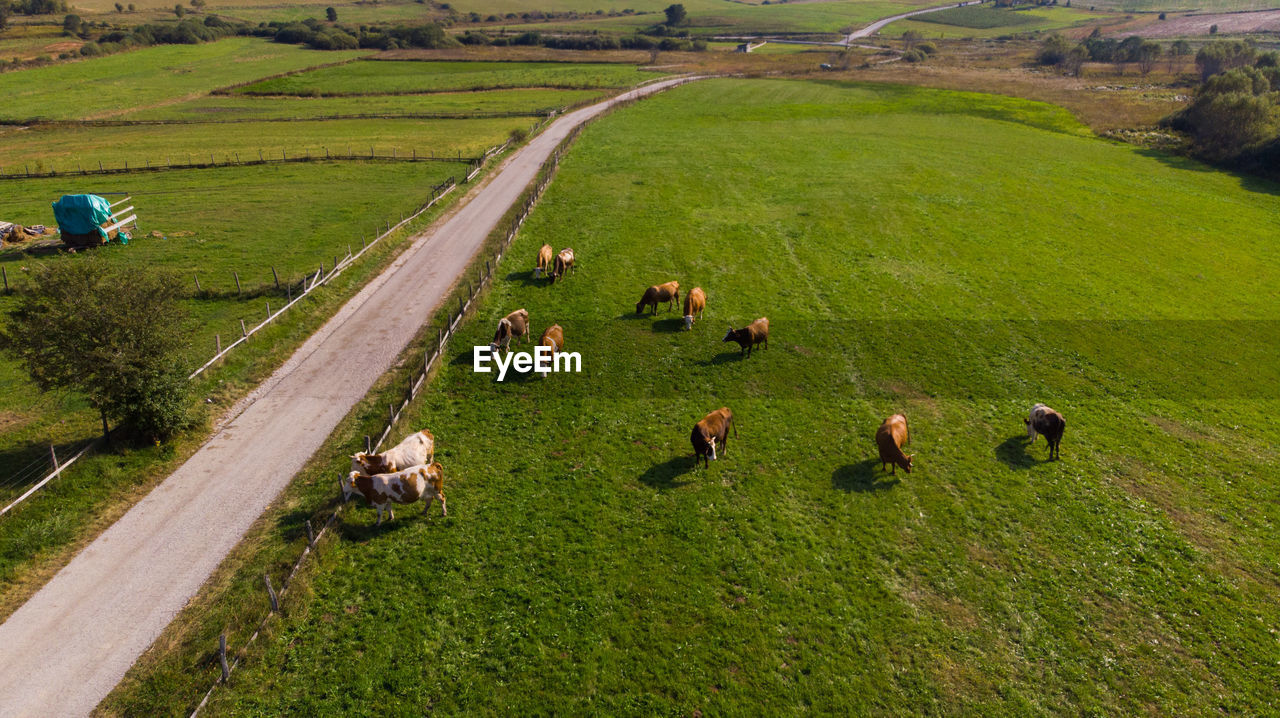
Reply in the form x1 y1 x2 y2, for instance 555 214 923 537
0 74 699 718
845 0 984 41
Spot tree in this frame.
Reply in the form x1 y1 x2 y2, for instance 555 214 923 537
128 3 135 10
0 258 192 443
1170 66 1274 159
173 4 185 16
663 3 685 26
190 0 205 8
0 4 10 31
1136 40 1161 75
1036 33 1072 66
1209 23 1217 34
326 5 337 21
114 2 123 11
901 29 922 50
1195 39 1257 81
61 12 81 34
1168 38 1191 72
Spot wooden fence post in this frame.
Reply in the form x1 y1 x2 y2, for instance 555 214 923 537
365 435 371 454
240 319 247 339
194 274 201 293
305 519 315 547
266 301 271 319
272 266 279 289
388 403 394 426
50 445 59 472
216 334 221 354
233 271 241 294
263 574 278 612
219 634 229 683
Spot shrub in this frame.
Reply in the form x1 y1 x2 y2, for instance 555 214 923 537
901 48 926 62
916 41 937 55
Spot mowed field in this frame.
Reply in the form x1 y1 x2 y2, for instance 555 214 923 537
137 79 1280 716
532 0 937 36
889 5 1110 38
234 60 666 96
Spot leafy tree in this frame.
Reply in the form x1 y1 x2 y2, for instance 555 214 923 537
326 5 337 21
128 3 135 10
663 3 685 26
1209 23 1217 34
1036 33 1072 66
0 258 193 443
1136 40 1161 75
190 0 206 8
1169 66 1274 158
174 4 185 16
61 13 81 34
0 4 9 31
114 2 123 11
901 29 922 50
1168 38 1190 72
1196 39 1256 81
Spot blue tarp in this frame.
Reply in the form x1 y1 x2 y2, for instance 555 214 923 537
51 194 114 240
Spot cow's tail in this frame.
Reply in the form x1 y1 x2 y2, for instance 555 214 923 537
732 415 739 438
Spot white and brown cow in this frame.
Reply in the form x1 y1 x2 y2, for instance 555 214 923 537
490 308 530 353
550 248 575 284
351 429 435 476
1025 403 1066 460
534 244 554 278
683 286 706 330
636 281 680 315
691 407 737 469
343 462 447 525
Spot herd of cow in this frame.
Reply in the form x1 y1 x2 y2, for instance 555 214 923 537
339 244 1069 524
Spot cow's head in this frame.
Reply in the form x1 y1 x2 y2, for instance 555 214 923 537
903 454 914 473
342 471 363 502
722 326 737 343
683 315 693 330
708 436 717 461
636 298 647 314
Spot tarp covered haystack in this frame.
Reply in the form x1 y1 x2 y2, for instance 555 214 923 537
52 194 122 248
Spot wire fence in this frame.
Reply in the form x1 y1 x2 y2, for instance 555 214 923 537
188 105 591 718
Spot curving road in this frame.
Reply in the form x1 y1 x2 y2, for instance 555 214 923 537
0 74 699 718
844 0 984 42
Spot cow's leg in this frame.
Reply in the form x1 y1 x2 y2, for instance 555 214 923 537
422 496 432 515
721 433 728 456
375 506 384 526
439 495 447 516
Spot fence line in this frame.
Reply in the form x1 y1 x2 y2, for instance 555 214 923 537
188 103 589 718
1 110 552 128
0 439 97 518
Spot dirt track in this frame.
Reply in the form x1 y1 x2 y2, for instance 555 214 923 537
0 74 697 718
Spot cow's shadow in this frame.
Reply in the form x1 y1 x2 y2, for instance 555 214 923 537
651 318 686 333
832 459 900 492
505 270 546 288
617 312 653 321
638 455 696 489
337 510 421 541
699 351 746 366
995 434 1038 469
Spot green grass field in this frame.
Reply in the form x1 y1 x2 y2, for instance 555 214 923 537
0 39 369 121
109 78 1280 715
235 60 664 96
116 87 605 120
0 116 531 169
532 0 933 36
889 5 1108 38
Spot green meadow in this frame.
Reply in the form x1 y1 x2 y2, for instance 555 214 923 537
0 39 369 121
235 60 664 96
116 88 605 121
112 79 1280 715
890 5 1107 38
531 0 932 36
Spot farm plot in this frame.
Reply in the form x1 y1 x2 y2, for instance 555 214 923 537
0 39 368 122
116 88 606 121
889 5 1108 38
0 116 532 171
233 60 666 96
150 79 1280 716
528 0 934 36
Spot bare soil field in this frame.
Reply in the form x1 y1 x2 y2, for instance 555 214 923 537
1113 8 1280 36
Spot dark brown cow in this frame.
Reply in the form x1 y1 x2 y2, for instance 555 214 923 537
723 317 769 356
490 308 530 353
1025 403 1066 460
691 407 737 468
875 414 913 474
343 462 446 525
551 248 575 284
636 281 680 314
683 286 706 330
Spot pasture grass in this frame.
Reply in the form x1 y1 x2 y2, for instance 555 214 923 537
530 0 934 36
234 60 665 96
112 78 1280 715
116 87 606 121
889 6 1109 38
0 115 534 169
0 38 368 121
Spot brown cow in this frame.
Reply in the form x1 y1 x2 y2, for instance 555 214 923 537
343 462 447 525
351 429 434 476
538 323 564 378
550 248 575 284
875 414 913 474
691 407 737 469
490 308 530 353
683 287 706 330
723 317 769 356
1025 403 1066 460
534 244 554 278
636 281 680 314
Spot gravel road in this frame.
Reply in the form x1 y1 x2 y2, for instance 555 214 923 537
0 74 698 718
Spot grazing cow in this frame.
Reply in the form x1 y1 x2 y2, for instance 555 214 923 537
636 281 680 315
534 244 554 278
343 462 446 525
351 429 435 476
539 323 564 378
490 308 530 353
875 414 913 474
683 287 706 330
1025 403 1066 460
723 317 769 356
691 407 737 469
550 248 575 284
